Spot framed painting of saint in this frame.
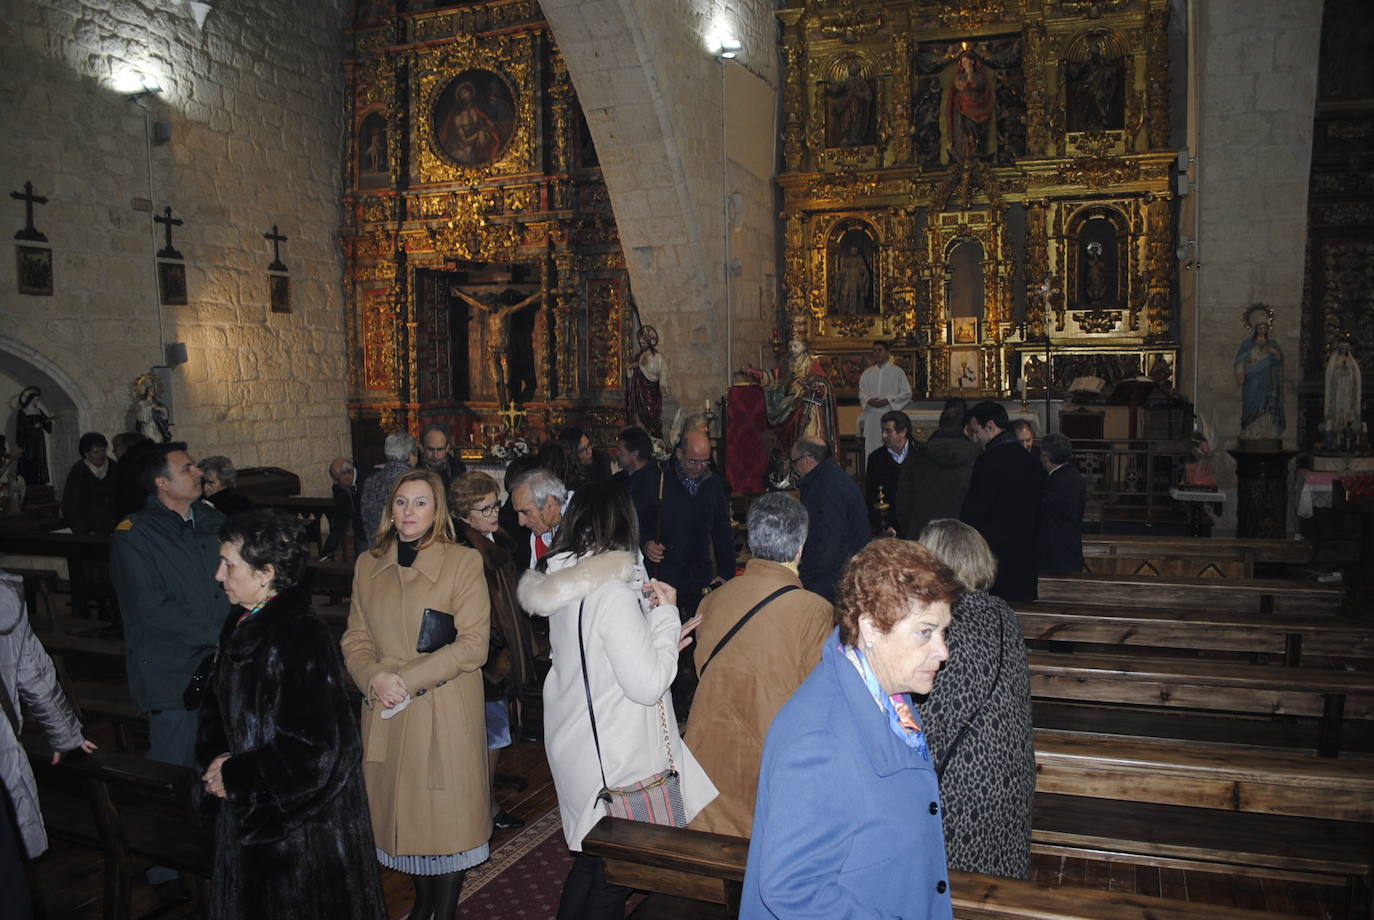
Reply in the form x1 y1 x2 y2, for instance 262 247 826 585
16 245 52 296
949 348 981 391
158 260 187 306
433 69 517 168
269 274 291 313
951 317 979 344
358 112 389 188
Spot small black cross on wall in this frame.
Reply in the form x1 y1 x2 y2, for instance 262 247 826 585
10 181 49 243
264 224 288 272
154 205 184 260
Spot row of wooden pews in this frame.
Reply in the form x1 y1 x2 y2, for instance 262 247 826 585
584 535 1373 918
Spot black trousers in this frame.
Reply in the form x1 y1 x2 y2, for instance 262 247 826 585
556 853 629 920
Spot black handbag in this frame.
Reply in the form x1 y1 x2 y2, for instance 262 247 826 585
416 607 457 654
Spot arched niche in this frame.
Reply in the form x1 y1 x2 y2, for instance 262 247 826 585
944 237 986 320
0 337 92 494
1066 206 1130 310
826 219 879 317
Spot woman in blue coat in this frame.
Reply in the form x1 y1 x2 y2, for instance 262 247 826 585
742 539 960 920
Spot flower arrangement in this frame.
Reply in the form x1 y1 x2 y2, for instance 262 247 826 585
486 428 531 463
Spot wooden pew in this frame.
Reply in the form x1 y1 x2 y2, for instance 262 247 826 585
1038 572 1345 614
1032 728 1374 912
1028 650 1374 756
27 740 212 919
1016 602 1374 665
256 495 335 553
580 817 1309 920
1083 534 1311 578
0 530 116 621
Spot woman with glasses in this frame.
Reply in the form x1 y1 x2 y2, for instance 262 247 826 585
451 472 537 831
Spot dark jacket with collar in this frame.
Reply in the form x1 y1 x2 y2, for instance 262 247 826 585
651 462 735 614
110 496 230 712
960 430 1045 602
797 458 870 602
197 586 385 920
324 482 366 555
741 627 952 919
617 462 662 549
1039 462 1086 574
864 442 913 534
894 428 980 541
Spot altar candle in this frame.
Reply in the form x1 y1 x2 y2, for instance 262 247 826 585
1019 377 1027 401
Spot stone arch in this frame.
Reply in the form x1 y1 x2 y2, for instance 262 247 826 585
0 335 95 489
541 0 779 409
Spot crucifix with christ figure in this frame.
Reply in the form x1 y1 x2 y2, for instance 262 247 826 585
451 288 543 412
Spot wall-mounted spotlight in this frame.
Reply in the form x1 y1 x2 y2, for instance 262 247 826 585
116 71 163 100
717 37 741 60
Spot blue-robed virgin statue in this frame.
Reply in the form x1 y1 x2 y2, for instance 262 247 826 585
1234 317 1284 441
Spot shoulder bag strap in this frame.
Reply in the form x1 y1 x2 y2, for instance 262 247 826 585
699 584 799 678
934 610 1006 783
577 600 611 797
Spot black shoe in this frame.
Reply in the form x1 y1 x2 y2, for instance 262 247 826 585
519 725 543 743
154 877 192 906
493 810 525 831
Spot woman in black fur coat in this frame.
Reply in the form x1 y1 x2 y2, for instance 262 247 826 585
198 511 385 919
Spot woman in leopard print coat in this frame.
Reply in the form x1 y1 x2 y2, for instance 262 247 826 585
917 519 1036 879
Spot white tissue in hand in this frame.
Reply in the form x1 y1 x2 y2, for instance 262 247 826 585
380 696 413 720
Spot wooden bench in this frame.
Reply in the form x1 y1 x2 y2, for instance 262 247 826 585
1083 535 1312 578
27 739 212 919
0 530 116 621
580 817 1308 920
1016 602 1374 665
1032 728 1374 913
256 495 336 553
1038 572 1345 614
1028 650 1374 756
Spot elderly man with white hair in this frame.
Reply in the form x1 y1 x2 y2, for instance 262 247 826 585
509 467 570 569
359 431 418 542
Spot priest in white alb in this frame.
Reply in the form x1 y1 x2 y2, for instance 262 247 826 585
857 341 913 459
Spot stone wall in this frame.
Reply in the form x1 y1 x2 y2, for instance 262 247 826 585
0 0 350 496
1181 0 1322 533
541 0 782 422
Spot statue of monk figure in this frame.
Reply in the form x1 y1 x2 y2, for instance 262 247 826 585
452 288 543 409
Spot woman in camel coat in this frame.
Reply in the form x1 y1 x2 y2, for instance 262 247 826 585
341 469 491 920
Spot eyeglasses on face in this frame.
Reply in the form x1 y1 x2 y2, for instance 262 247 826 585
681 456 710 467
472 502 501 516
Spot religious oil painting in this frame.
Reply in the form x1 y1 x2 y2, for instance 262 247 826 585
269 274 291 313
952 317 979 345
434 69 517 168
950 348 981 391
826 57 875 148
828 223 877 316
158 260 187 306
1066 31 1126 133
358 112 389 188
16 245 52 295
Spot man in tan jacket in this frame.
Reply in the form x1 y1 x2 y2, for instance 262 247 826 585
685 492 833 837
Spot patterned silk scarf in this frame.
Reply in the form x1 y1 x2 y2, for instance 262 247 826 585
843 641 930 761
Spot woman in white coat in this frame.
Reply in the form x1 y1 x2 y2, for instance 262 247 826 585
518 481 716 920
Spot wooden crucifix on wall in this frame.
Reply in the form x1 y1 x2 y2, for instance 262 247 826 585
155 205 187 305
451 287 543 411
10 180 52 296
264 224 290 312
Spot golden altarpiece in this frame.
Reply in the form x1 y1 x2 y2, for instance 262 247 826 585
777 0 1180 402
341 1 631 459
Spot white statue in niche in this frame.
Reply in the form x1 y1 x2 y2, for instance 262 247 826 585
1323 339 1362 452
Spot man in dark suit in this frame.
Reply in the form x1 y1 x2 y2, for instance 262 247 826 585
419 423 468 491
864 410 914 535
614 426 661 543
792 436 870 602
322 457 366 559
960 401 1045 602
1038 432 1086 574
